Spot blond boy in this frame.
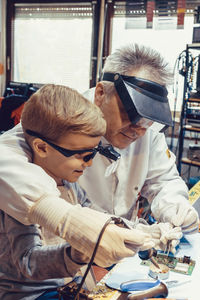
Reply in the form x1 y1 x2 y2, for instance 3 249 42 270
0 84 152 299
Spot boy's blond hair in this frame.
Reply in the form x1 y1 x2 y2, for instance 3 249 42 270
21 84 106 141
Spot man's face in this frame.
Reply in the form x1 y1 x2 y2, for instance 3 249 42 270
95 69 154 149
33 133 101 184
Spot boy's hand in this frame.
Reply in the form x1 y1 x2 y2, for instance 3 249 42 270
63 206 154 268
70 225 154 267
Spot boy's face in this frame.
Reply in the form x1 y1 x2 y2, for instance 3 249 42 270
33 133 101 185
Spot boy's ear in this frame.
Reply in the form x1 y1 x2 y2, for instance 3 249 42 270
32 139 48 158
94 82 105 107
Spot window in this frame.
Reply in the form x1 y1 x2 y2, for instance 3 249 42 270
111 1 195 112
12 2 93 93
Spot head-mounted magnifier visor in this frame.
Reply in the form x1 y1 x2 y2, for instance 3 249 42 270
102 73 173 132
26 130 120 161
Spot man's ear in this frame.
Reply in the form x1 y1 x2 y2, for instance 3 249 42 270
94 82 105 107
32 139 48 158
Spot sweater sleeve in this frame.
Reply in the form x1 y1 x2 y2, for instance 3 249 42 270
4 212 83 280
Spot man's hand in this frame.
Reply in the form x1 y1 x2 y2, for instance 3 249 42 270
136 222 183 254
161 204 199 234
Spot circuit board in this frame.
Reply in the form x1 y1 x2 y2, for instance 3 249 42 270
141 253 195 275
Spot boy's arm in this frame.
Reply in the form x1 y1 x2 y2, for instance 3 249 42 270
0 178 154 268
4 212 84 280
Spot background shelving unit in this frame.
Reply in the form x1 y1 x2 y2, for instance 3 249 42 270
177 43 200 177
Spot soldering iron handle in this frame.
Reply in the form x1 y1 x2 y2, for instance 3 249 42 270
138 248 157 260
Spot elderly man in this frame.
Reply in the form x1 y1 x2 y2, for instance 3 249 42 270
80 44 199 231
0 43 198 258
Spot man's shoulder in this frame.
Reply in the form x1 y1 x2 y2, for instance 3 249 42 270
0 123 31 158
0 123 24 141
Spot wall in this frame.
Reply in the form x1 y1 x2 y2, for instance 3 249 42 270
0 0 6 96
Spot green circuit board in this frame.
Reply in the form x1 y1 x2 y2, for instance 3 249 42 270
141 253 195 275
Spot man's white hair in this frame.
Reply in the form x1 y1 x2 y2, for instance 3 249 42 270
101 43 173 97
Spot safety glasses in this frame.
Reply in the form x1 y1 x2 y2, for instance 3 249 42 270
26 129 101 162
26 129 121 162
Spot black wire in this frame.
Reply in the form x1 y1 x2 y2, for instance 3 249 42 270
73 216 119 300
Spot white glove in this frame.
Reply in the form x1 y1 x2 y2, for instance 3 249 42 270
161 204 199 234
70 223 154 266
61 206 154 268
136 222 183 254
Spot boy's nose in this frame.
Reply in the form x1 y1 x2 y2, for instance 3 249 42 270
82 158 93 168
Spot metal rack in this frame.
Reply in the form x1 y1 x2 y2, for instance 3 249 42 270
177 43 200 173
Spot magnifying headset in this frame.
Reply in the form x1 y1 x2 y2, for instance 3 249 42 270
101 72 173 133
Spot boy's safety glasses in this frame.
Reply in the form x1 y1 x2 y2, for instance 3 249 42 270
26 129 120 162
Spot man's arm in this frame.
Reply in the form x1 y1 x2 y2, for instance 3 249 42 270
141 131 199 233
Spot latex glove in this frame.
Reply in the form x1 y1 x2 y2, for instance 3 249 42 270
158 223 183 253
136 222 183 254
161 204 199 234
61 206 154 268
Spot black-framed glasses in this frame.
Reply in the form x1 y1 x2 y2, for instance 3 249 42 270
26 129 101 162
26 129 121 162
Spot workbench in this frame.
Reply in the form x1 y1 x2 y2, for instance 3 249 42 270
88 233 200 299
86 182 200 299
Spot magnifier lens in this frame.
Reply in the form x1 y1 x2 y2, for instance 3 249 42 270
136 118 154 129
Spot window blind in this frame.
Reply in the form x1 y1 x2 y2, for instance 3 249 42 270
15 2 93 19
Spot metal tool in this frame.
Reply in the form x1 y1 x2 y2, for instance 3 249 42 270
165 279 191 288
164 240 171 256
138 248 161 270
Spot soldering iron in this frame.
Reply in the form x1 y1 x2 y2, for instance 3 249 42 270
138 248 161 270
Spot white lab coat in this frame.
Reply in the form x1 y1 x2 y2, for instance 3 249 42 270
78 88 189 223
